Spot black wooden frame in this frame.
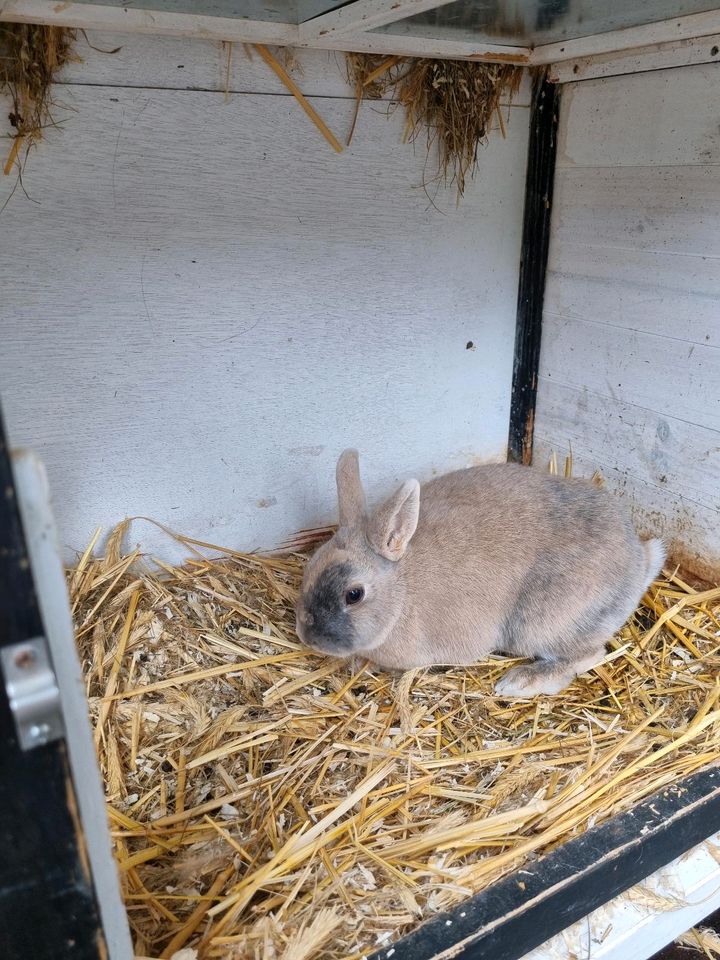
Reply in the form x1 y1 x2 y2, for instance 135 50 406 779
508 72 560 465
0 411 106 960
370 767 720 960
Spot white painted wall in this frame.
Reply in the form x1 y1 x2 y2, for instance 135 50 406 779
0 33 529 562
534 63 720 579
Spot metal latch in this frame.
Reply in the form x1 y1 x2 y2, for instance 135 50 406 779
0 637 64 750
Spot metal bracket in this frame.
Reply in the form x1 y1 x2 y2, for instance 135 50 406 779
0 637 65 750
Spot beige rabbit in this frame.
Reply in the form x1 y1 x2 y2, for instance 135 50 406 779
295 450 665 697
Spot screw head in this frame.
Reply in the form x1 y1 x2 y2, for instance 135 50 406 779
14 647 36 669
29 723 51 742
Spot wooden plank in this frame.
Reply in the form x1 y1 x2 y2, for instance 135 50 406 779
508 74 559 465
538 313 720 433
5 0 720 67
534 379 719 513
547 238 720 300
556 63 720 168
0 82 528 564
521 829 720 960
549 32 720 84
62 33 370 100
298 0 459 42
544 270 720 348
304 30 531 62
0 0 298 45
551 164 720 258
0 0 533 63
533 9 720 65
58 31 532 100
0 413 107 960
12 451 133 959
371 769 720 960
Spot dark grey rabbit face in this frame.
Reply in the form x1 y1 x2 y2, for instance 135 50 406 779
295 449 418 658
295 537 393 656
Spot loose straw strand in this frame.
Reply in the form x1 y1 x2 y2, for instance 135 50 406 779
253 44 343 154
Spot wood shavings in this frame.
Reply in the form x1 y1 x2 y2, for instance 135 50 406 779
72 522 720 959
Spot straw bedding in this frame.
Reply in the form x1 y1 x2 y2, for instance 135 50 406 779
72 521 720 960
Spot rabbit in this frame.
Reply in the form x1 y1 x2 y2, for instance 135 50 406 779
295 450 666 698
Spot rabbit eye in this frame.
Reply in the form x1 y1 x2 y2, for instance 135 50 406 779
345 587 365 606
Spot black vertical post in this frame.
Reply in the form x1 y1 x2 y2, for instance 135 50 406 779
508 72 560 465
0 409 106 960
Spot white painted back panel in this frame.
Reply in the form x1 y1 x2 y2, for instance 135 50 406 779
535 63 720 577
0 36 529 562
59 31 533 103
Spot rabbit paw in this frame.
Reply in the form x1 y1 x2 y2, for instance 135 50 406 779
494 662 571 698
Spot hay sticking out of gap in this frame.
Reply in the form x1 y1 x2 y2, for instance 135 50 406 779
346 54 523 198
678 926 720 958
0 22 76 174
73 519 720 960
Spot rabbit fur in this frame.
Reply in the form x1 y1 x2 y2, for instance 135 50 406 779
295 450 665 698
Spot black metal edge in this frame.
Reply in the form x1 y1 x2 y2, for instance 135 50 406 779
507 72 560 466
369 766 720 960
0 406 106 960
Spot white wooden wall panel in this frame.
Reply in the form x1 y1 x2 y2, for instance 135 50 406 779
557 62 720 168
540 315 720 433
554 165 720 257
62 32 364 98
59 31 532 102
0 38 529 562
538 381 719 504
545 268 719 347
535 64 720 577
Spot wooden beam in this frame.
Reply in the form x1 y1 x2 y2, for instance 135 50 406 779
0 0 299 46
0 0 531 62
507 73 559 466
532 9 720 64
317 31 530 62
3 0 720 68
549 32 720 83
0 411 108 960
0 0 528 63
13 450 134 959
298 0 456 43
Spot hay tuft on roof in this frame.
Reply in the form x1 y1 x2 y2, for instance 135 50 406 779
0 23 76 174
346 54 523 199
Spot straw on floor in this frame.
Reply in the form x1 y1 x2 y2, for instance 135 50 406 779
72 519 720 960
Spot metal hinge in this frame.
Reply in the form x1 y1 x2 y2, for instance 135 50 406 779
0 637 64 750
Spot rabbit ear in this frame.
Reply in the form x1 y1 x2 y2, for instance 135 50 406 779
367 479 420 561
336 449 367 528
